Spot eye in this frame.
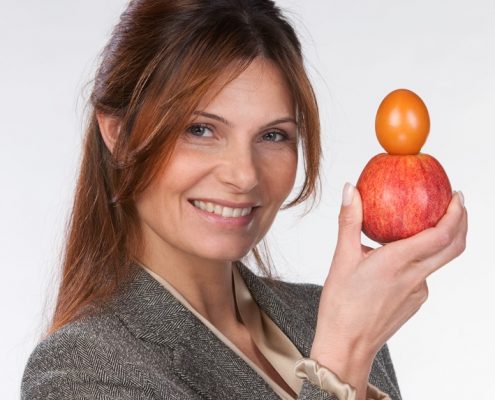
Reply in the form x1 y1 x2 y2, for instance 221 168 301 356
186 123 213 137
262 130 289 142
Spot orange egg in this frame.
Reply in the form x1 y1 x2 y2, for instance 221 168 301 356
375 89 430 155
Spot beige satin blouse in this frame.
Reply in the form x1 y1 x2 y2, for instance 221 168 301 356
140 264 389 400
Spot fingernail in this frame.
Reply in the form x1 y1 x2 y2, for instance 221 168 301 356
342 182 355 206
457 190 465 207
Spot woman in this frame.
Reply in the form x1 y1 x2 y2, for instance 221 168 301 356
21 1 467 399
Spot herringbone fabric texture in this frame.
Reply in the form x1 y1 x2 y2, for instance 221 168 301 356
21 262 402 399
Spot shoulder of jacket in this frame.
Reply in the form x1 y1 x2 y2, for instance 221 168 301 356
24 305 158 373
21 309 175 394
27 313 116 360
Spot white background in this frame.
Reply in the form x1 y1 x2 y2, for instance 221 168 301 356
2 0 494 398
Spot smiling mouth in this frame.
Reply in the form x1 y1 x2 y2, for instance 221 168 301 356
189 200 256 218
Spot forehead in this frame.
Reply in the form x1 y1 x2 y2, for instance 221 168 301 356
196 58 295 116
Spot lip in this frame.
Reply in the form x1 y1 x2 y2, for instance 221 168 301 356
188 198 260 208
189 200 259 227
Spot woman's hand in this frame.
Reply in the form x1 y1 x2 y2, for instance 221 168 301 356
309 183 467 398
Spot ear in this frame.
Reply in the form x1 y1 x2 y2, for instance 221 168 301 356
97 112 121 154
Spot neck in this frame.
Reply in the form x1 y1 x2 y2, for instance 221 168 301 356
135 251 241 331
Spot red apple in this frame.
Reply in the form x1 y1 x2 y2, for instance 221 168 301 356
356 153 452 243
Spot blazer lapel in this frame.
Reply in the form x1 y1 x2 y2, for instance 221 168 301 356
235 262 316 358
111 263 287 400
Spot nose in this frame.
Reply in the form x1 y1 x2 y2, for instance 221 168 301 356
217 143 259 193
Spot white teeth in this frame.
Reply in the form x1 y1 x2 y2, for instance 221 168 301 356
222 207 234 217
192 200 253 218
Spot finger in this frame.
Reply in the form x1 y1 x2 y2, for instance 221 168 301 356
389 193 465 262
334 183 363 261
361 244 376 258
384 193 467 274
411 280 429 300
419 204 467 277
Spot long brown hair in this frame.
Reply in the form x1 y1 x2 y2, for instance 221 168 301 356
46 0 321 338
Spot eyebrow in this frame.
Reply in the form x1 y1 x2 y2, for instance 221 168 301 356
192 111 298 129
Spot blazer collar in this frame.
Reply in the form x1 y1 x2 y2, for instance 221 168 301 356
110 262 315 399
235 262 315 357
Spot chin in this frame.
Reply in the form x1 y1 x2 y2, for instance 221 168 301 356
213 250 252 262
179 229 263 264
199 245 253 263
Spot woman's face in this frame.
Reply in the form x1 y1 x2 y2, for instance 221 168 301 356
135 58 298 265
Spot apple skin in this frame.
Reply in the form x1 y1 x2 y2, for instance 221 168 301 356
356 153 452 243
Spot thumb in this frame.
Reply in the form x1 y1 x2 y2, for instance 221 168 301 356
335 183 363 258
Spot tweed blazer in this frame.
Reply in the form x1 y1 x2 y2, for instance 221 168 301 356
21 262 402 399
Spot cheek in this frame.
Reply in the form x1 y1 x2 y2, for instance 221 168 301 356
134 180 163 226
252 151 297 241
263 149 297 192
154 149 211 194
134 159 187 218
